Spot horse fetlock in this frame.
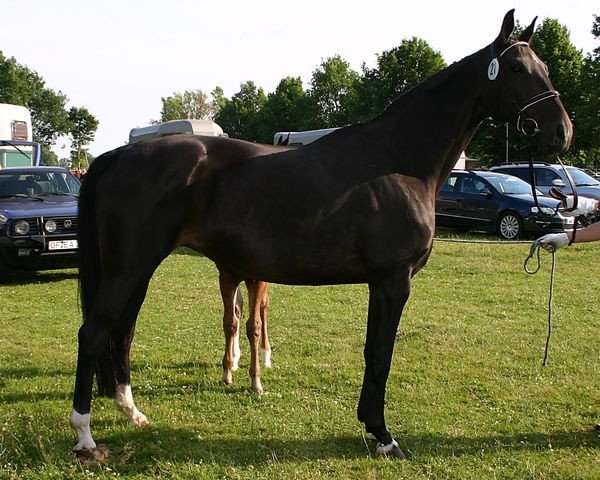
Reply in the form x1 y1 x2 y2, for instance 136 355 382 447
376 439 406 459
261 347 272 368
222 371 234 386
251 377 264 394
70 410 97 452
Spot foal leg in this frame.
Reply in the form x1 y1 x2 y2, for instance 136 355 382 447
259 286 272 368
245 279 268 394
220 270 242 386
232 287 243 371
357 272 410 459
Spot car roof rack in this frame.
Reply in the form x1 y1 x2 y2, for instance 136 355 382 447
493 161 552 166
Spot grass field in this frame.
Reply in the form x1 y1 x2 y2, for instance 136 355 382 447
1 234 599 479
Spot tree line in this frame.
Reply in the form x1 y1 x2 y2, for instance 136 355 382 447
159 16 600 168
1 16 598 168
0 52 98 167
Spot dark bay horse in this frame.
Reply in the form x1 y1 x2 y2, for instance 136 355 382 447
71 10 572 459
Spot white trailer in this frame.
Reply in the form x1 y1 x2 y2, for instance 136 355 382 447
129 119 227 144
0 103 40 167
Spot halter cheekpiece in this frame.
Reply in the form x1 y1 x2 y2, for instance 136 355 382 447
488 41 559 136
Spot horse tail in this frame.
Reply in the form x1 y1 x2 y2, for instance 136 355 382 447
78 148 122 397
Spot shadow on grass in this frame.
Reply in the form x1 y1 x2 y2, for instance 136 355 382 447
58 426 599 474
0 269 78 286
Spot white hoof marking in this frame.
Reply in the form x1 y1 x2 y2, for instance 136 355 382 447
70 410 97 452
114 384 149 427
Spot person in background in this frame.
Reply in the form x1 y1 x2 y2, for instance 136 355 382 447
533 194 600 431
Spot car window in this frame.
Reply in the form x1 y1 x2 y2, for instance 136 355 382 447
459 177 487 194
441 175 458 192
565 167 600 186
495 168 528 182
534 168 560 186
0 170 80 197
485 175 533 194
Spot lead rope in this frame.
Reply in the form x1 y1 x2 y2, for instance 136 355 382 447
524 243 556 366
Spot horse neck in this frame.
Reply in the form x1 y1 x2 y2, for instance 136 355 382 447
367 47 490 192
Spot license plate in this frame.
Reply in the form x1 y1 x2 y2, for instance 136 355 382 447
48 239 78 250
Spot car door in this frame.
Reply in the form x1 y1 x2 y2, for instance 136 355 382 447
454 175 498 230
436 172 469 227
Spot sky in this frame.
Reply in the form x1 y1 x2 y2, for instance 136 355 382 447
1 0 597 157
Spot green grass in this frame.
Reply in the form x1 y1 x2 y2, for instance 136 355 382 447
1 234 599 479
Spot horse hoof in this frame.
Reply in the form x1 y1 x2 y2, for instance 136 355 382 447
376 440 406 459
130 412 149 427
251 379 264 394
74 444 109 463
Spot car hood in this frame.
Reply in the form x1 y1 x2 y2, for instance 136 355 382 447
508 194 560 208
0 196 78 218
573 186 600 199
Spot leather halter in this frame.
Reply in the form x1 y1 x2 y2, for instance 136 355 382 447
489 41 560 137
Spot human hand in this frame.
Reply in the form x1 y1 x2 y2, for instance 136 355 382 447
533 232 569 252
561 196 598 216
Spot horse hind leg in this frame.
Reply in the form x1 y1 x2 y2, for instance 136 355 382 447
220 270 242 386
112 277 152 427
71 273 152 453
259 286 272 368
245 279 268 394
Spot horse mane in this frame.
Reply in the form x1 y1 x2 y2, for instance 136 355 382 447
378 48 485 119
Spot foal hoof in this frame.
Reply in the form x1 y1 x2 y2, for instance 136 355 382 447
376 440 407 459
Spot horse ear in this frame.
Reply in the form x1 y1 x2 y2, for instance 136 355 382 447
519 17 538 43
499 9 515 42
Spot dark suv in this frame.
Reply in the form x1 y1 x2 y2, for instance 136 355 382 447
490 162 600 200
0 166 80 276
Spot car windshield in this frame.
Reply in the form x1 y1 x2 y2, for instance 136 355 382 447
565 167 600 187
0 170 80 198
483 174 538 195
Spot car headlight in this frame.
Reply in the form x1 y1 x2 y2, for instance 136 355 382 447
44 219 57 233
531 206 556 215
14 220 30 235
0 214 7 226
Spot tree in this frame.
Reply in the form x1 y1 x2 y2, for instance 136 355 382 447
68 106 99 169
213 81 267 141
0 51 99 164
257 76 318 143
575 15 600 167
157 89 216 122
355 38 446 121
308 55 360 128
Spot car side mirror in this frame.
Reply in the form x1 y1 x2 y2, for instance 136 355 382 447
479 188 493 198
552 179 565 187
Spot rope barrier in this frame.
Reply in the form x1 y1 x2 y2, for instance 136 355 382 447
434 235 557 366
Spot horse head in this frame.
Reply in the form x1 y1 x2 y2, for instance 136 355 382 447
483 9 572 157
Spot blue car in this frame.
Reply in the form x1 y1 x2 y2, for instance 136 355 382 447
436 170 574 240
0 166 80 276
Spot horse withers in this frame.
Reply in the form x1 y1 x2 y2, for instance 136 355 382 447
71 10 571 459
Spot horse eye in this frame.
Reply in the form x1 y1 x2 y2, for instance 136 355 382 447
512 64 524 73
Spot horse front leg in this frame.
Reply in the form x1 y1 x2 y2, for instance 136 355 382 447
245 280 268 394
357 272 410 459
219 270 242 386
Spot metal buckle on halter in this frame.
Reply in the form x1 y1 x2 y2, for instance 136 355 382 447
516 90 560 137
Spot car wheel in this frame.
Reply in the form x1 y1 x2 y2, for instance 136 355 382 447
497 212 523 240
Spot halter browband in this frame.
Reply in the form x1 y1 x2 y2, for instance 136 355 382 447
488 40 559 137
